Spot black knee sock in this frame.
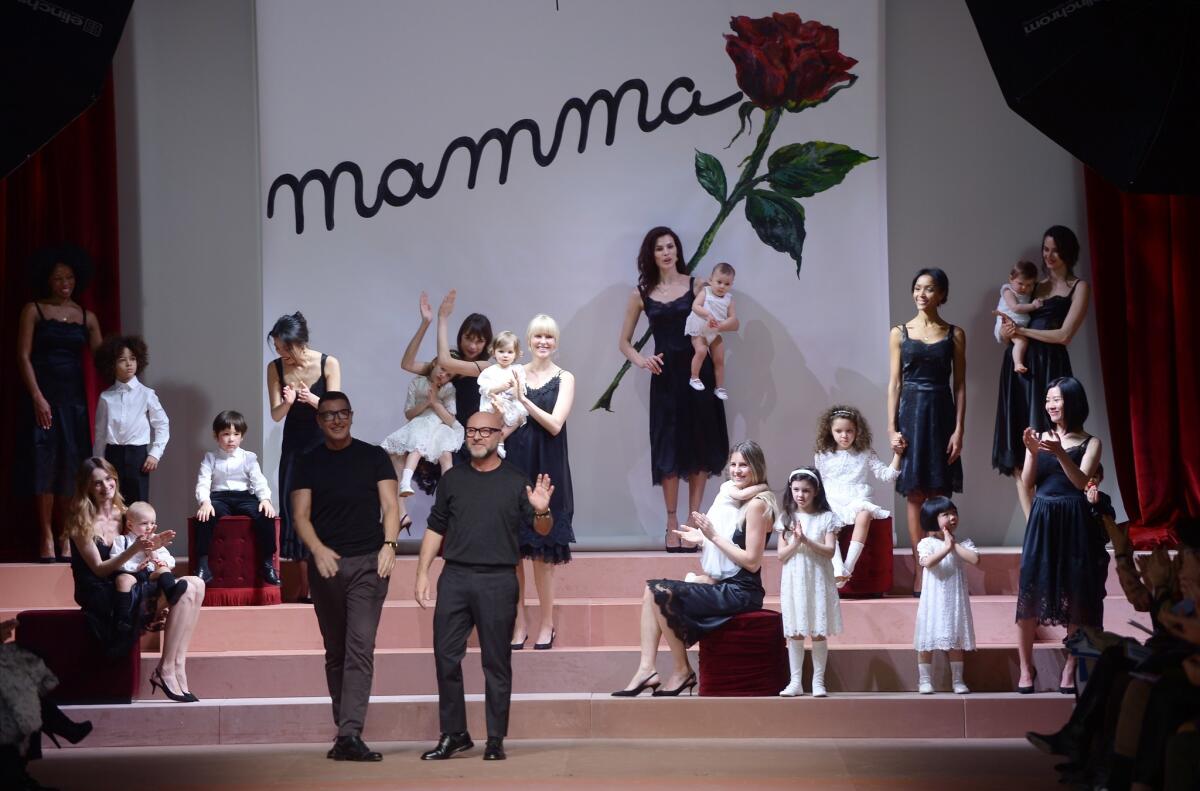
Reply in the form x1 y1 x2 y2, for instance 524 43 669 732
114 590 134 633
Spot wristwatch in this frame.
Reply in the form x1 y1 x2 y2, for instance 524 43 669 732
383 539 400 552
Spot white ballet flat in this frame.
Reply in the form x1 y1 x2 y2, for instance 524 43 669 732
688 378 704 391
953 682 970 695
918 681 934 695
779 679 804 697
713 388 728 400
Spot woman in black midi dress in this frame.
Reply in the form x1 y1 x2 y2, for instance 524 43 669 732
888 269 965 593
993 226 1091 518
619 227 729 552
1014 376 1105 693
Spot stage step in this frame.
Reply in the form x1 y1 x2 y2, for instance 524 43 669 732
0 548 1129 609
62 693 1074 747
135 643 1073 698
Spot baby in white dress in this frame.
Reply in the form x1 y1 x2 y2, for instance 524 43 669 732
476 331 527 457
684 262 737 400
991 260 1042 374
913 496 978 694
381 362 464 496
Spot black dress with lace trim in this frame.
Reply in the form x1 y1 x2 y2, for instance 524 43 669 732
647 524 764 646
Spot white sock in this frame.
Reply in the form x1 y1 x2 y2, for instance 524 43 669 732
811 641 828 697
843 540 865 576
780 640 804 696
400 468 414 488
951 660 969 694
917 661 934 694
832 541 846 578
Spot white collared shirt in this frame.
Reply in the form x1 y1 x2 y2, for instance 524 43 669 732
195 446 273 505
93 376 170 460
112 532 176 574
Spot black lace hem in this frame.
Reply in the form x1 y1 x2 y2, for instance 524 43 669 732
519 543 572 565
651 466 720 487
1014 587 1104 629
648 578 701 646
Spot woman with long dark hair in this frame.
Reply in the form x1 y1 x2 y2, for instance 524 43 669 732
618 227 730 551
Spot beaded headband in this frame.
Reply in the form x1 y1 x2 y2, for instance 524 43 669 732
831 409 856 419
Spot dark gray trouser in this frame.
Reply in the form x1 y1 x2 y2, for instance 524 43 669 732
433 562 519 738
309 552 389 739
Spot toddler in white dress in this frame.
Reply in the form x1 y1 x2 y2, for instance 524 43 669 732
913 496 978 694
990 260 1042 374
381 362 464 496
684 262 737 400
776 468 842 697
813 405 902 586
475 331 527 458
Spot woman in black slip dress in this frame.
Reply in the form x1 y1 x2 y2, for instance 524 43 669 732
267 312 341 602
618 227 730 552
993 225 1091 518
612 440 774 697
888 268 965 595
505 314 576 650
17 245 103 561
428 290 494 470
1014 377 1106 694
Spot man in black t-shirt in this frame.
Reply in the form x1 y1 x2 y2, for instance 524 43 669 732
292 391 401 763
415 411 554 762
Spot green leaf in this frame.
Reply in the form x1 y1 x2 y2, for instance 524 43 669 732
745 189 806 276
786 74 859 113
694 150 727 204
765 141 875 199
725 100 756 148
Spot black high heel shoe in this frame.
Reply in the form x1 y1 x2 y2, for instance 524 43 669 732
1017 668 1038 695
40 701 92 747
150 667 193 702
652 670 697 697
533 628 556 650
611 671 660 697
399 515 413 536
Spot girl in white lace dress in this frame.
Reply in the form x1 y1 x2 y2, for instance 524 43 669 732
813 404 903 586
914 496 978 694
381 361 464 496
776 467 842 697
684 262 737 399
475 331 527 457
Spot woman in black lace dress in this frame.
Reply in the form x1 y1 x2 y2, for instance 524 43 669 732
618 227 730 552
506 314 575 650
888 268 965 593
993 226 1091 517
1014 377 1106 694
612 440 775 697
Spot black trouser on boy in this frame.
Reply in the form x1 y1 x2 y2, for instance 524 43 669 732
194 491 280 584
104 444 149 505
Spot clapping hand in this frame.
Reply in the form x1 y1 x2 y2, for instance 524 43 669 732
1038 433 1063 456
525 473 555 512
674 511 713 546
419 291 433 322
1022 427 1041 454
281 384 297 406
295 386 320 407
149 530 176 551
439 290 457 320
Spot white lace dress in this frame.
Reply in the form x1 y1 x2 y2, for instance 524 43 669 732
993 283 1032 341
477 363 528 427
814 449 899 526
683 287 731 342
380 376 464 462
914 536 977 651
776 510 843 638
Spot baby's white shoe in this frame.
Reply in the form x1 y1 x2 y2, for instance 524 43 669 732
918 680 934 694
779 678 804 697
713 387 728 400
683 572 699 583
953 681 970 695
688 378 704 391
810 679 827 698
399 482 415 497
497 442 507 459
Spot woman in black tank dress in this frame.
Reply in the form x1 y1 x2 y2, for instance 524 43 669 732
1014 377 1106 693
17 246 103 561
506 314 575 650
267 312 341 601
427 291 494 465
888 268 965 594
993 226 1091 518
619 227 729 552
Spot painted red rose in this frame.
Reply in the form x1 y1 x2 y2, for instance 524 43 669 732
724 13 857 110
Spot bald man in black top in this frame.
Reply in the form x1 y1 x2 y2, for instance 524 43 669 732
415 411 553 762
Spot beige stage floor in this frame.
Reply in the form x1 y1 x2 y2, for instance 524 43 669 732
30 738 1063 790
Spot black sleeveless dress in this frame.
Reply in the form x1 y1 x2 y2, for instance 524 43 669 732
647 523 765 646
27 304 91 496
507 372 575 564
992 281 1080 475
644 278 729 485
72 541 154 657
894 324 963 496
450 356 483 467
1015 437 1109 627
275 354 327 560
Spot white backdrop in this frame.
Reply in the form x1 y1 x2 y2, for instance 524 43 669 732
256 0 887 545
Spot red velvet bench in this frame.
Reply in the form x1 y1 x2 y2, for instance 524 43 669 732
187 516 282 606
698 609 789 696
838 517 893 598
16 609 140 704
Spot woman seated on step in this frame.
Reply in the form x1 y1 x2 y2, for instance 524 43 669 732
612 440 776 697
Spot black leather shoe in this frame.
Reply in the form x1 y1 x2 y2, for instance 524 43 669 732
330 734 382 762
483 737 505 761
261 562 281 586
421 731 473 760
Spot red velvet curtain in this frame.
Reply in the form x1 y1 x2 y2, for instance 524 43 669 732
0 75 121 561
1084 168 1200 541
